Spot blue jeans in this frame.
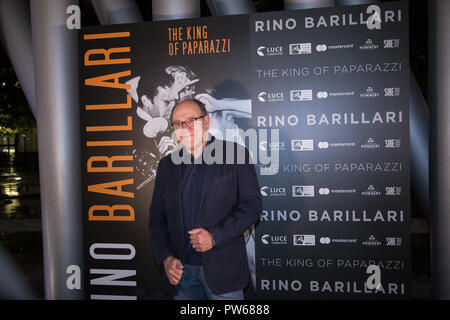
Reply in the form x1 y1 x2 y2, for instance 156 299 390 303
174 264 244 300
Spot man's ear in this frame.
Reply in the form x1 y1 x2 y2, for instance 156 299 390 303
203 114 210 127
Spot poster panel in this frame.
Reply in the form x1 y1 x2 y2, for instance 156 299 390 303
79 1 409 300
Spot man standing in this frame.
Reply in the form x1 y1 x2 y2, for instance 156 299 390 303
149 99 262 300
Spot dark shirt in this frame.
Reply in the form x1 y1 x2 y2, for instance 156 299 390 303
180 147 207 265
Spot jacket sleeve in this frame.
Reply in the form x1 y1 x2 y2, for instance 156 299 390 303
208 147 263 249
148 158 173 266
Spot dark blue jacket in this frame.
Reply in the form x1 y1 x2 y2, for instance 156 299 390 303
149 137 262 295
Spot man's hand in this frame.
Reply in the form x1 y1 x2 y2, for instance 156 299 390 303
163 256 183 285
142 117 168 139
194 93 220 113
188 228 215 253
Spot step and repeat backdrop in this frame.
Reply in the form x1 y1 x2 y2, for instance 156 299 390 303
79 1 409 300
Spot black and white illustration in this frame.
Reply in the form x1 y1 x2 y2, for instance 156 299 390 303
126 65 252 189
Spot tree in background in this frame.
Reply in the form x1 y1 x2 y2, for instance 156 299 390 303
0 47 36 137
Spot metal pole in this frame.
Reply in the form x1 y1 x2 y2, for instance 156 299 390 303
0 0 36 117
285 0 334 10
429 0 450 300
152 0 200 21
335 0 371 5
30 0 83 299
410 73 429 218
206 0 255 16
91 0 143 25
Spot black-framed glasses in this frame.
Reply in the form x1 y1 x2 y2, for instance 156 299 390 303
171 114 207 129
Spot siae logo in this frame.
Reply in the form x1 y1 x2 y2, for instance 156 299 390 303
384 39 400 48
386 186 401 196
386 237 402 246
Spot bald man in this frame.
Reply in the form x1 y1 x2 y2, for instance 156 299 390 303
149 99 262 300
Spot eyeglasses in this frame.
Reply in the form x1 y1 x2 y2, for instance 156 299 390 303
171 114 207 129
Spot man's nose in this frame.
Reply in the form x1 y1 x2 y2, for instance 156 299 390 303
183 123 195 130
